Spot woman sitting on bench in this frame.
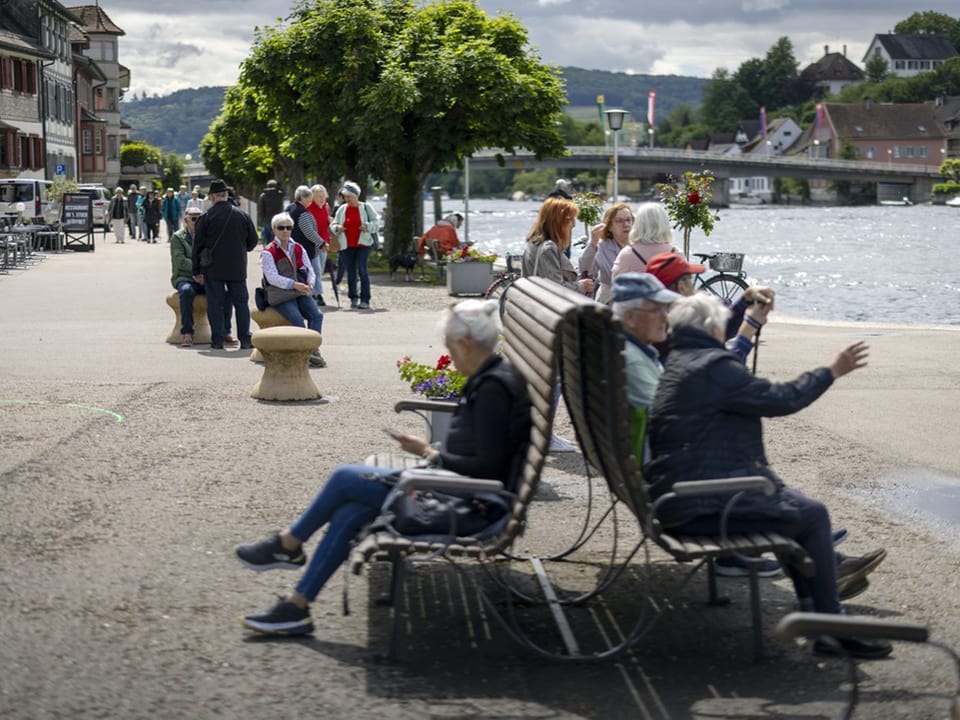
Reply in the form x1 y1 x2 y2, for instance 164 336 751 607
234 299 531 636
645 293 892 660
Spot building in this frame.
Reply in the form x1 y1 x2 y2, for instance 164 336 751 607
933 94 960 159
800 45 864 97
67 5 128 186
863 34 958 79
725 117 803 202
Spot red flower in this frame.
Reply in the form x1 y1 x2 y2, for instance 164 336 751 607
436 354 452 370
687 191 701 205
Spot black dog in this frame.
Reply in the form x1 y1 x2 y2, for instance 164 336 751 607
389 252 419 281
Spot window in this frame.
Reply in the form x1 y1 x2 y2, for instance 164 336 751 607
920 61 930 69
919 147 928 158
895 60 905 69
865 146 875 159
82 130 92 154
95 129 103 155
908 60 918 70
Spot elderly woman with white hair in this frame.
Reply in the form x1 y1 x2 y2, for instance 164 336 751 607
235 299 531 636
645 293 892 660
330 181 379 309
611 201 678 279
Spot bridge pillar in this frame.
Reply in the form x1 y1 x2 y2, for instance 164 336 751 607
712 178 730 208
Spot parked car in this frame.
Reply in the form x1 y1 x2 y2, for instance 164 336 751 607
75 185 111 230
0 178 59 226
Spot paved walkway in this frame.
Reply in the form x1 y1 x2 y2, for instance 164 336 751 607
1 234 959 719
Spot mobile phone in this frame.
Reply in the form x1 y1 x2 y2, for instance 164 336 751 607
382 427 401 440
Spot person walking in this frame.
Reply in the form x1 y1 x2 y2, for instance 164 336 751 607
161 188 181 241
192 179 259 350
257 180 285 243
108 187 128 243
307 185 331 305
330 181 378 310
125 185 140 240
143 190 162 244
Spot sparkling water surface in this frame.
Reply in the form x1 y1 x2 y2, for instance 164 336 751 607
372 199 959 326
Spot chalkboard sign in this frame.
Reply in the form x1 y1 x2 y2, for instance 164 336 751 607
62 193 92 232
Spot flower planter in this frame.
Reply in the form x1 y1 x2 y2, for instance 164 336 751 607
447 261 493 296
427 409 453 444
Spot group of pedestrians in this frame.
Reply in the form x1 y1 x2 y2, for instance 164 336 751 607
119 183 200 244
521 192 892 661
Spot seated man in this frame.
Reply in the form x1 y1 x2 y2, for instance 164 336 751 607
261 212 326 367
417 212 467 259
645 293 890 660
170 206 232 347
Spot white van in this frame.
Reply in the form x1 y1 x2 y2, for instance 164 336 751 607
0 178 59 226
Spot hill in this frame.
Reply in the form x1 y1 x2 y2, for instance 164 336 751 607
119 68 706 156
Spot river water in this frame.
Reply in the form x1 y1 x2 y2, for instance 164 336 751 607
371 199 959 326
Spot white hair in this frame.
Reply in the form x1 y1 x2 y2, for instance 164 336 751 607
271 211 293 230
439 299 500 351
667 293 730 336
294 185 313 202
629 202 673 245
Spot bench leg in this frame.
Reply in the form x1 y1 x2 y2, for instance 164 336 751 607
747 567 766 661
386 552 408 661
706 559 730 606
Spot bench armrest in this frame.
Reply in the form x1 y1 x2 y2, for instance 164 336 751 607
394 399 458 415
775 612 929 643
396 469 505 495
671 476 774 497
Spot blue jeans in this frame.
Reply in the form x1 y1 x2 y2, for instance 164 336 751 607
674 488 839 614
289 465 394 601
340 246 371 304
176 280 231 336
205 279 251 344
261 222 272 244
164 217 178 240
273 294 323 334
311 251 326 299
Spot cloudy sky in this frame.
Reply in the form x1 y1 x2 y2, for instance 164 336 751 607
106 1 958 98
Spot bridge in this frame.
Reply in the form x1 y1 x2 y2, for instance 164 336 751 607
466 147 942 203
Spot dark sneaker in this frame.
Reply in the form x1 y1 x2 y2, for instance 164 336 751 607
813 635 893 660
210 342 224 350
714 555 782 578
350 300 359 309
832 528 848 546
358 302 370 310
838 577 870 601
236 533 306 571
309 351 327 368
315 296 326 306
243 597 314 636
837 548 886 583
239 338 253 350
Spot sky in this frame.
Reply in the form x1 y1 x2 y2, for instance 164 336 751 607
105 2 960 98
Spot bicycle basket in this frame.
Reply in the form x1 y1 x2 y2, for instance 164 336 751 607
709 252 744 272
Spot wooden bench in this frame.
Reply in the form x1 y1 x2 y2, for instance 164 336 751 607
250 326 322 401
547 279 815 660
165 292 211 345
349 277 588 659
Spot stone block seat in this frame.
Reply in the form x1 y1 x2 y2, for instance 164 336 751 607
250 326 322 401
165 292 211 345
250 307 292 362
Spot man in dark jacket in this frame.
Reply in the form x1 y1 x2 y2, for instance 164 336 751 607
193 179 259 349
646 293 892 660
257 180 285 243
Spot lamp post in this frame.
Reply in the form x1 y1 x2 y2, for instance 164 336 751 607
605 108 627 202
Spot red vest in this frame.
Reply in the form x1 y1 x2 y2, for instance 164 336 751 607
265 239 306 281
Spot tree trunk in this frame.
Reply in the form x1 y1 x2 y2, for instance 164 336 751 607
382 164 428 256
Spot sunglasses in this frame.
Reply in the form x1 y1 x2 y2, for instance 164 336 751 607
276 225 293 231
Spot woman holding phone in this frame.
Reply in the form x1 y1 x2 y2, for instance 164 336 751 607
234 299 531 636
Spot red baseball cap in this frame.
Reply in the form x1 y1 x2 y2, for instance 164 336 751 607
645 251 705 288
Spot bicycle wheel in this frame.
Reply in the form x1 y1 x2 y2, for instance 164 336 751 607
483 274 517 318
701 273 748 304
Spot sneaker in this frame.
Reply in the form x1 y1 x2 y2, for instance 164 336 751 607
350 299 359 309
812 635 893 660
309 351 327 368
548 434 576 452
714 555 782 578
832 528 848 546
239 338 253 350
242 597 314 636
235 532 307 571
180 333 194 347
224 335 239 347
358 301 370 310
315 296 326 306
837 548 886 584
210 342 224 350
838 576 870 601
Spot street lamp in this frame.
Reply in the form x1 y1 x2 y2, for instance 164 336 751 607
605 108 628 201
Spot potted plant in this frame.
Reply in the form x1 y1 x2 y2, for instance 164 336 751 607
655 170 720 259
396 354 467 441
446 246 497 296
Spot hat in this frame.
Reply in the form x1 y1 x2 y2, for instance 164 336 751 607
340 181 361 198
209 179 228 194
645 252 705 288
612 272 680 304
185 207 202 216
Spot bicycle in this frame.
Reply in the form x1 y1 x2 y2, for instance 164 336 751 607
483 254 522 317
691 252 749 304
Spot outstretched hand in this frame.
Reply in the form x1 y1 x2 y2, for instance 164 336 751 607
829 341 869 379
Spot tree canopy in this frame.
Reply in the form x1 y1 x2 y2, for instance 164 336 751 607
894 11 960 52
201 0 567 252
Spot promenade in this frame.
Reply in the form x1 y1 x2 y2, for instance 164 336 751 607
1 233 959 719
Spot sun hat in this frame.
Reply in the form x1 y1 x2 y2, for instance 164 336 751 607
612 272 680 304
644 252 705 288
340 181 361 198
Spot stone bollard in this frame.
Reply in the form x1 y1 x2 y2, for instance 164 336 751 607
250 307 291 362
165 292 212 345
250 326 322 401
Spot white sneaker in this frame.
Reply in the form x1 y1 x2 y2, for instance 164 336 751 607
548 434 576 452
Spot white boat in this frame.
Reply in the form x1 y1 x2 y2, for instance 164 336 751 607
945 196 960 207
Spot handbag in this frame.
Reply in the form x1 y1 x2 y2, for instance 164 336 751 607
387 487 509 537
197 213 232 268
254 286 268 311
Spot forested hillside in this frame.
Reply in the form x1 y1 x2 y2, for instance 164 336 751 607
120 68 705 156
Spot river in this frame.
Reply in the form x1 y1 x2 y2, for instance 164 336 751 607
369 198 959 326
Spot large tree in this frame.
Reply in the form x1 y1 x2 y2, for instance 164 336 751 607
895 11 960 52
699 68 757 132
206 0 567 253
